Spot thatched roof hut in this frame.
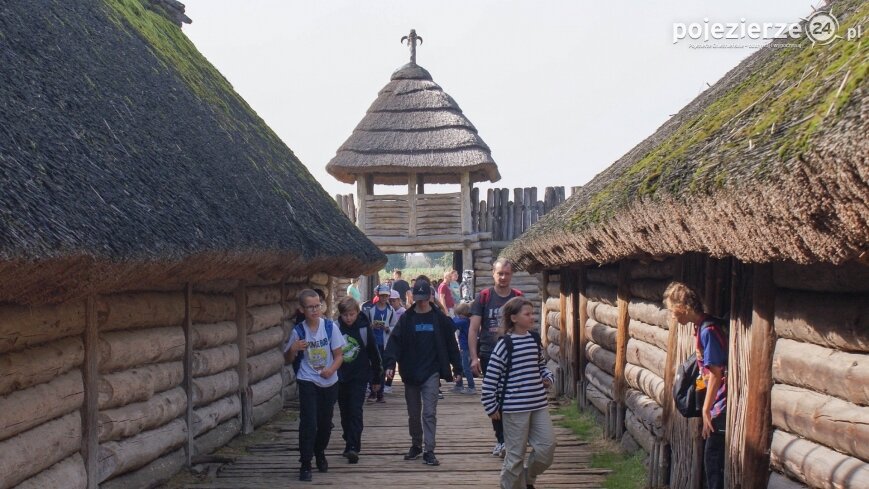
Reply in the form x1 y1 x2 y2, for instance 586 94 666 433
505 0 867 272
326 61 501 185
502 2 868 488
0 0 385 305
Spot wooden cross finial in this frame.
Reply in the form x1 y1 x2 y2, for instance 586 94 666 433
401 29 423 64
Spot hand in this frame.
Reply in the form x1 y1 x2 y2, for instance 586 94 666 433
702 409 714 439
489 411 501 421
471 357 481 376
543 378 552 388
319 367 334 379
290 339 307 353
386 369 394 378
371 384 381 392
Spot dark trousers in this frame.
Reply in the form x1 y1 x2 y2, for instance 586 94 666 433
338 380 367 453
297 380 338 467
480 354 504 444
704 414 726 489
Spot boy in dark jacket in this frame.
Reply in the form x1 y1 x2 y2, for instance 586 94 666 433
383 280 462 467
335 297 382 464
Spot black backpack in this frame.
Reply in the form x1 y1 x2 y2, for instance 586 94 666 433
673 352 702 418
495 331 543 410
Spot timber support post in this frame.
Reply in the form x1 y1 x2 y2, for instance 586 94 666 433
613 262 631 439
83 295 99 489
183 283 194 465
236 282 253 434
578 266 588 410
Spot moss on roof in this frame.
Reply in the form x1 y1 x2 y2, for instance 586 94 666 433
568 0 868 232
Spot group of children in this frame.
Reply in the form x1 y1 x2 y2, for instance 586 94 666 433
285 277 558 489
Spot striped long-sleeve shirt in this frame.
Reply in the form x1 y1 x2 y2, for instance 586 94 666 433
481 332 554 415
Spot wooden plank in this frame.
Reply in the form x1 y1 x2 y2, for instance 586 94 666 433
83 295 99 489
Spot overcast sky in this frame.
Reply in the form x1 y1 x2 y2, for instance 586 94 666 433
181 0 817 198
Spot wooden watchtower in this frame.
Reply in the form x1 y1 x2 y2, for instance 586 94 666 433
327 30 500 271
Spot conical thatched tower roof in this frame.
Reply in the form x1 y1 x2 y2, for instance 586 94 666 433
327 33 500 186
504 0 868 272
0 0 385 303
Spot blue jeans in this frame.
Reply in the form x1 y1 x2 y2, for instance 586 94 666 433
456 349 475 389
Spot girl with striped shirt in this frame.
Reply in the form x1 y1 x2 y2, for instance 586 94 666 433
481 297 556 489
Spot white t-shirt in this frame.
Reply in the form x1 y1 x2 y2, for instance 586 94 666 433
284 318 346 387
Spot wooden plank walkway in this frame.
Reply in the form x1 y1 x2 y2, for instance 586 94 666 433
169 379 608 488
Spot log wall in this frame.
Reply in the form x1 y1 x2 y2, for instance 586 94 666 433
0 275 326 489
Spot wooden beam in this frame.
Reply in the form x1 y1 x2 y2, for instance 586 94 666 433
742 263 775 489
408 173 417 238
235 282 253 434
613 262 631 437
83 296 99 489
356 175 368 233
183 283 194 466
578 267 589 409
460 172 472 236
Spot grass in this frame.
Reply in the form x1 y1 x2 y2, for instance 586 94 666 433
554 405 647 489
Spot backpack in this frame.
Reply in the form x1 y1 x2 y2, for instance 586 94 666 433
495 331 543 410
291 319 335 374
672 319 727 418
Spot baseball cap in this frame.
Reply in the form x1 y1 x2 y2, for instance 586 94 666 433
389 289 401 300
375 284 391 296
412 281 432 301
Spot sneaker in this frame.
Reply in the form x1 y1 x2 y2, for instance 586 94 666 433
499 444 507 458
346 450 359 464
451 384 463 393
299 466 312 482
383 385 393 394
463 387 477 395
437 391 444 400
491 442 504 456
315 455 328 473
423 451 440 466
404 446 423 460
367 392 376 403
376 395 386 403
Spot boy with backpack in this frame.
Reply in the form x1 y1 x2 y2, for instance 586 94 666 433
335 296 382 464
664 282 728 489
365 284 398 402
469 258 523 456
481 296 555 489
284 289 346 482
451 302 476 394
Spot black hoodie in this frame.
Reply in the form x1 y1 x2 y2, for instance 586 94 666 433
383 302 462 385
337 312 382 385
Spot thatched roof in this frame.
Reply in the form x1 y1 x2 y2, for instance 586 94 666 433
505 0 868 272
326 62 501 185
0 0 385 304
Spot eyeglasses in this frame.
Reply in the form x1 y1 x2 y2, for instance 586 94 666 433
304 304 322 311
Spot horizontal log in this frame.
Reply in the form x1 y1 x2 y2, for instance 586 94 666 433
586 267 619 286
773 261 869 293
771 384 869 461
629 320 669 351
546 311 561 330
14 453 86 489
619 430 641 455
98 386 187 442
624 364 666 407
192 344 239 378
193 281 237 294
191 321 237 350
0 411 81 488
253 393 282 427
247 349 285 384
99 362 183 410
0 336 84 396
547 343 561 363
247 304 284 335
98 417 187 482
194 418 240 457
247 325 286 357
99 327 185 373
547 325 560 345
192 395 240 437
775 290 869 352
586 382 610 415
585 362 614 398
586 319 617 351
0 301 85 354
770 429 869 489
628 299 670 329
309 273 331 286
191 294 236 323
772 338 868 406
0 369 83 442
588 301 618 328
625 388 663 437
245 285 282 307
626 339 666 379
192 370 239 407
586 284 617 306
629 279 668 302
251 372 283 406
624 409 655 454
98 292 184 332
544 297 560 312
586 341 616 375
629 259 676 280
98 448 185 489
767 472 809 489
